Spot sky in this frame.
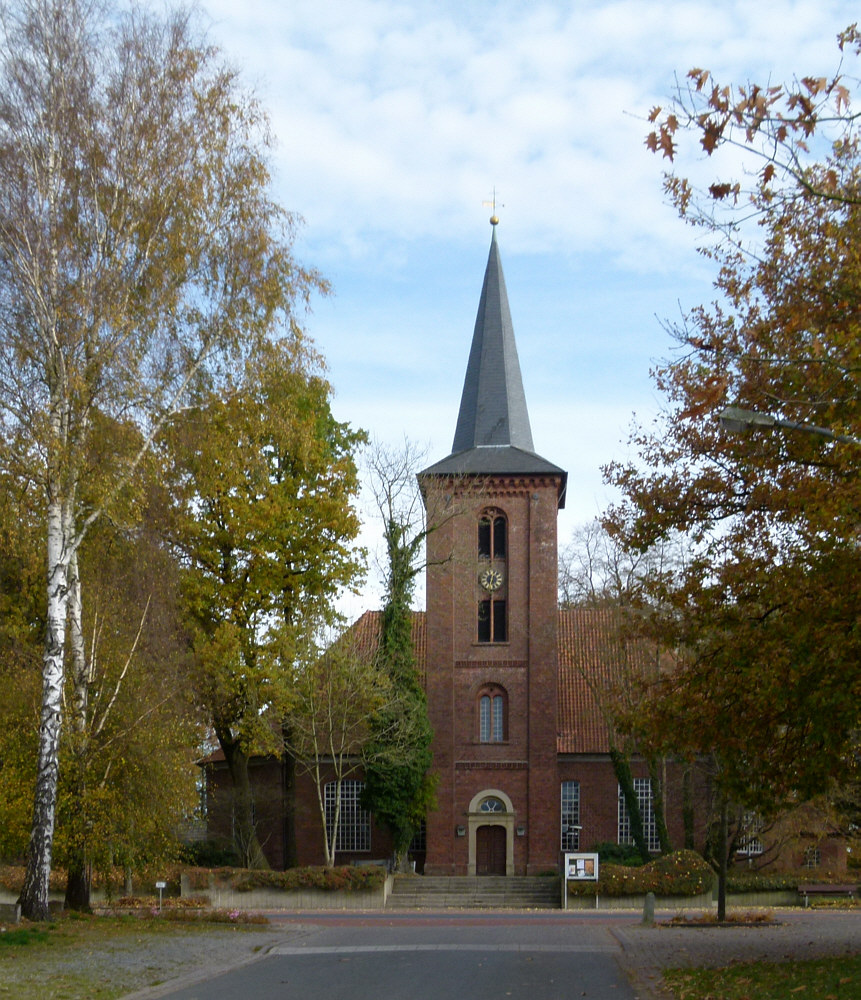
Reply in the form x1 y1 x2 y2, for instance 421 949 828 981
194 0 854 613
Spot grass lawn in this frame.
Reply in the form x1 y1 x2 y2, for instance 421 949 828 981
0 912 271 1000
664 954 861 999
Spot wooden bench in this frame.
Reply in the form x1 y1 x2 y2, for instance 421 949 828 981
798 884 858 907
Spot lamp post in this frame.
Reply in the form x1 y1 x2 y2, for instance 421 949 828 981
719 406 861 445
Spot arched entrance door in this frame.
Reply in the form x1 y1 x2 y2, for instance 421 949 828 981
466 789 515 876
476 824 507 875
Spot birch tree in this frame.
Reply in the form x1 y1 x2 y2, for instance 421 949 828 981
0 0 323 919
284 629 393 869
58 455 196 910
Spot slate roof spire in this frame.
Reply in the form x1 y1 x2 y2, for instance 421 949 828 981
451 222 534 453
421 221 567 507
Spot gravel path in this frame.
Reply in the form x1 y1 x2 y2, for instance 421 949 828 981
612 909 861 999
2 909 857 1000
0 923 303 1000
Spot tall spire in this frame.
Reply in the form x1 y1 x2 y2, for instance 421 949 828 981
421 223 566 506
451 224 534 453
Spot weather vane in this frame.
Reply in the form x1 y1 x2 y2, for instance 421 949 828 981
482 187 504 225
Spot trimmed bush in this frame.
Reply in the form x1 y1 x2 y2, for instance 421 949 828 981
590 842 645 866
185 864 388 894
568 850 715 897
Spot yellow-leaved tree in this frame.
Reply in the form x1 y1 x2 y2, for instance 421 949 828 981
161 339 365 869
0 0 325 919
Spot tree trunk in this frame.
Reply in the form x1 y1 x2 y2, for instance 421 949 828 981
682 764 695 850
20 501 70 921
220 736 269 870
65 863 91 912
282 746 297 870
65 551 92 912
610 746 651 863
391 847 411 874
717 790 728 922
647 756 672 854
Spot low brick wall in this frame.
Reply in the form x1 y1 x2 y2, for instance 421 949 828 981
564 888 797 910
565 889 715 911
180 873 392 911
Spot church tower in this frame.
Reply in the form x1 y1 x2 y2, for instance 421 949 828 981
420 221 567 875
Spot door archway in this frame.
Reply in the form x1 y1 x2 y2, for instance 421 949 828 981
466 789 515 876
476 824 507 874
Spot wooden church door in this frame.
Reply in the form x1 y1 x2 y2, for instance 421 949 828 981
476 825 506 875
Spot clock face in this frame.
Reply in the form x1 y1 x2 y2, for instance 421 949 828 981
479 567 504 592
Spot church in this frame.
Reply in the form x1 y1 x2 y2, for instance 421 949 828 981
203 221 701 873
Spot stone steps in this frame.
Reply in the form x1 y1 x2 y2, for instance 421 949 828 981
387 875 561 909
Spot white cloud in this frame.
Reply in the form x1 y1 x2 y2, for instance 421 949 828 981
181 0 855 612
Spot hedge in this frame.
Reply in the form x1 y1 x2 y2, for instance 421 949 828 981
567 850 715 897
185 864 388 893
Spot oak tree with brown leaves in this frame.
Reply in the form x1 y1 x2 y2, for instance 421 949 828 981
606 26 861 876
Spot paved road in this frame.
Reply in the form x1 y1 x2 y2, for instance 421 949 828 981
126 908 861 1000
138 912 638 1000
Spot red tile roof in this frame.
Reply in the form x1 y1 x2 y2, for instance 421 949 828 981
557 607 660 754
345 609 427 685
346 607 658 756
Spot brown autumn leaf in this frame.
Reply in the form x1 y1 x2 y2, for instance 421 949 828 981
708 182 734 200
701 125 721 154
688 67 709 90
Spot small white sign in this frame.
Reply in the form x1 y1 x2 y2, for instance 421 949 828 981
564 852 599 881
155 881 167 889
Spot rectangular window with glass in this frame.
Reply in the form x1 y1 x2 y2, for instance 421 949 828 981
479 692 505 742
617 779 659 853
737 812 764 857
324 779 371 852
478 598 506 643
561 781 581 851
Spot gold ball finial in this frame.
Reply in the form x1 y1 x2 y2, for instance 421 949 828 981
483 187 503 226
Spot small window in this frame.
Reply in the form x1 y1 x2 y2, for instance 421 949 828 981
477 510 507 643
479 796 506 813
493 599 507 641
478 686 507 742
618 779 659 853
478 598 507 643
478 512 506 559
478 518 492 558
493 516 506 558
410 820 427 853
803 845 821 869
737 812 764 857
561 781 581 851
324 779 371 852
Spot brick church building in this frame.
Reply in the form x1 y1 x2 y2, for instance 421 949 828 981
203 220 702 873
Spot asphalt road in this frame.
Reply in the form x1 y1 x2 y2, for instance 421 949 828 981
146 912 638 1000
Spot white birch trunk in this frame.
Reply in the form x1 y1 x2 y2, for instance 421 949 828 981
20 498 71 920
65 548 93 910
68 548 89 733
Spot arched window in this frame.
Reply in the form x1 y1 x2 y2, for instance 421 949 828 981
478 685 507 743
478 513 506 559
477 510 507 643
